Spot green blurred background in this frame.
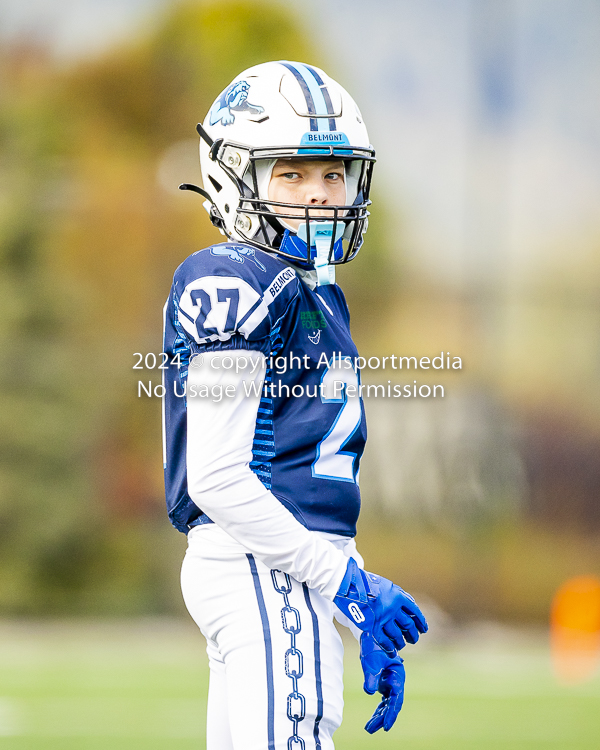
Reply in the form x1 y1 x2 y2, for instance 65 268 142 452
1 0 599 745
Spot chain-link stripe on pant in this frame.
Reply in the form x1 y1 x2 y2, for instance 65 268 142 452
181 524 345 750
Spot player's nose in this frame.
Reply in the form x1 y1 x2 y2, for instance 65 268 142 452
304 176 329 204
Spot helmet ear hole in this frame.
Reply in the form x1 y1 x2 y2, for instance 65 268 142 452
208 175 222 193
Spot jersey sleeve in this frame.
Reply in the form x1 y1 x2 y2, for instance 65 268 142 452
162 243 298 533
172 243 298 348
185 350 349 600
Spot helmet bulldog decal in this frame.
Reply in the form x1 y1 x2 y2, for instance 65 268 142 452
209 80 264 126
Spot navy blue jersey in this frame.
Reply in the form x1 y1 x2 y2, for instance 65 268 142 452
162 242 367 536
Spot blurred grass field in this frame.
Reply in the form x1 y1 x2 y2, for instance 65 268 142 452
0 619 598 749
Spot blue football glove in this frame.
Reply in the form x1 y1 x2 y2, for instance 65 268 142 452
360 632 405 733
334 557 428 655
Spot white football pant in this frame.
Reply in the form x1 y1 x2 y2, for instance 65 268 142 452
181 524 360 750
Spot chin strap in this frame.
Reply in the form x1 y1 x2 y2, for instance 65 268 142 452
297 221 345 286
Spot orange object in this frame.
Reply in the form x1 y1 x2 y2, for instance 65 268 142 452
550 576 600 684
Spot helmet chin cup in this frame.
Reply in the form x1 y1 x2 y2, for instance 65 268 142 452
297 221 345 286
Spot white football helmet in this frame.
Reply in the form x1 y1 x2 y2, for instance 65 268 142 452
182 60 375 278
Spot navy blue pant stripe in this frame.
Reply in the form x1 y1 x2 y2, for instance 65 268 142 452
247 554 276 750
302 583 323 749
280 62 318 131
304 65 337 131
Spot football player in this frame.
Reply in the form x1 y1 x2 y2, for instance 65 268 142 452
162 60 428 750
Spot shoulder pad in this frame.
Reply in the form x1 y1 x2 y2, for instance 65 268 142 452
173 243 298 344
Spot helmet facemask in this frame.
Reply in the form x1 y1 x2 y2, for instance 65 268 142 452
188 61 376 280
211 143 375 267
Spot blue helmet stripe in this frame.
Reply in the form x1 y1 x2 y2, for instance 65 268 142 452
281 62 337 132
294 63 333 132
280 62 318 131
303 65 337 131
305 65 325 86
